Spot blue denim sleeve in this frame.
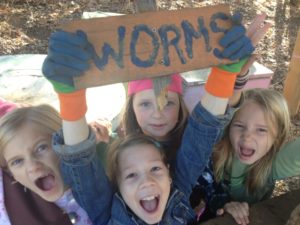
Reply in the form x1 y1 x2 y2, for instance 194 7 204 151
52 128 112 225
174 102 231 197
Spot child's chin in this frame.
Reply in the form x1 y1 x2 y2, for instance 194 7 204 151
143 216 161 225
39 186 64 202
140 211 163 224
239 156 255 165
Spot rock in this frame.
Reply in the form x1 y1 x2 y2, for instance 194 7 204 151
286 203 300 225
0 54 126 130
200 189 300 225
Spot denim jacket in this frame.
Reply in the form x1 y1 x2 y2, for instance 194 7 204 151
53 102 230 225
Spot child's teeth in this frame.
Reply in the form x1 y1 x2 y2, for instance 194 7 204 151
142 196 155 201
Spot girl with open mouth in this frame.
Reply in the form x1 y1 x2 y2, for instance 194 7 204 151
0 104 92 225
194 88 300 225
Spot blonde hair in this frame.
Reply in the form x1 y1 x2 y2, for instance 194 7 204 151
213 88 290 194
107 134 168 188
121 94 189 163
0 104 61 167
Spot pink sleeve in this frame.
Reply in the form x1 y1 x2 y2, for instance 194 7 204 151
0 98 17 118
0 169 12 225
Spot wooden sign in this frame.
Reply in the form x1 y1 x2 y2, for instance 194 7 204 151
284 28 300 115
62 4 234 89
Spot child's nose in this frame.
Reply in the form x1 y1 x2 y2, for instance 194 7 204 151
152 104 163 119
27 158 42 174
140 174 155 188
242 129 253 139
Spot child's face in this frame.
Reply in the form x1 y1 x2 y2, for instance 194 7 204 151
3 122 65 202
229 101 277 165
117 144 171 224
133 89 180 141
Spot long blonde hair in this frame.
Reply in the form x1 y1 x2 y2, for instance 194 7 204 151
0 104 61 167
213 88 290 194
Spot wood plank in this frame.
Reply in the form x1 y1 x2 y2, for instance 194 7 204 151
201 189 300 225
62 5 234 89
284 28 300 115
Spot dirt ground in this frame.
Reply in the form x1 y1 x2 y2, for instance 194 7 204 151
1 0 300 196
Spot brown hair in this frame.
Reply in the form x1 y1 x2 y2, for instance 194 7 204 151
213 88 290 194
106 134 168 188
120 94 189 163
0 104 61 167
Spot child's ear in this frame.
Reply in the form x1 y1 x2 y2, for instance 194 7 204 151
167 163 172 173
166 164 172 184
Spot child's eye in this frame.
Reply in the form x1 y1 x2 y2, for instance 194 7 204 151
125 172 137 179
151 166 162 172
37 144 49 153
257 128 268 133
139 101 152 108
166 100 175 106
233 123 244 129
10 158 23 167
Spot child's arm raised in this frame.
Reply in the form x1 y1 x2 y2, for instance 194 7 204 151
42 30 112 225
42 30 92 144
202 12 271 116
211 14 271 224
175 12 270 205
175 12 253 198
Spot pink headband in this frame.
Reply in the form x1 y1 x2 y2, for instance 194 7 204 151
0 98 17 118
128 74 183 95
